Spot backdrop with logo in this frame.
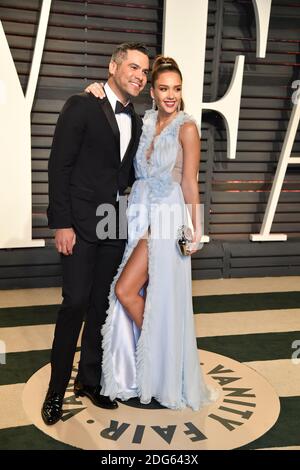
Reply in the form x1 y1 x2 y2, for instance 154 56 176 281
0 0 299 288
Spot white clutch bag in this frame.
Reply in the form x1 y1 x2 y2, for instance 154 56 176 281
176 225 193 256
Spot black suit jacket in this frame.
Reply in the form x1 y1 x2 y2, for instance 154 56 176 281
47 93 142 242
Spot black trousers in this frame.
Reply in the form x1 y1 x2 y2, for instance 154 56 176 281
49 233 126 395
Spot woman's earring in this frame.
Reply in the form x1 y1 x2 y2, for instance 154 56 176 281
152 99 156 110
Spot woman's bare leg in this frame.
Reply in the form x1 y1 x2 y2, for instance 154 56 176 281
115 238 148 329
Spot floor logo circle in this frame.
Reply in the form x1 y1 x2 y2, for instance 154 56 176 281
22 350 280 450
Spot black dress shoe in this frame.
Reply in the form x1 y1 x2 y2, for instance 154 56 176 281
41 389 64 425
74 381 118 409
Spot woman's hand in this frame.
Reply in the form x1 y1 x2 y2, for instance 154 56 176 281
188 230 203 255
85 82 106 99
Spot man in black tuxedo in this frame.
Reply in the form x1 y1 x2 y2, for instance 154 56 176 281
42 43 150 425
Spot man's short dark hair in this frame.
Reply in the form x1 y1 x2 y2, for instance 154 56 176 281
111 42 150 64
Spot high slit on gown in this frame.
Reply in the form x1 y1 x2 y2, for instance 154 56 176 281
100 110 216 410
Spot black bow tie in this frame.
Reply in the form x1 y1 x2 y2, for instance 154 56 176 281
115 101 134 116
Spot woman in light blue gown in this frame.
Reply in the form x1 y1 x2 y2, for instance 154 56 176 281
99 56 216 410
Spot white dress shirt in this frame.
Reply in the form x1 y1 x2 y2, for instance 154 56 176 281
104 83 132 161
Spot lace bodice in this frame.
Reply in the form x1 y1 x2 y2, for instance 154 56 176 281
133 109 199 198
171 143 184 184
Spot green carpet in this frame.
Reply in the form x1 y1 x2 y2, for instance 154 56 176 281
0 289 299 450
